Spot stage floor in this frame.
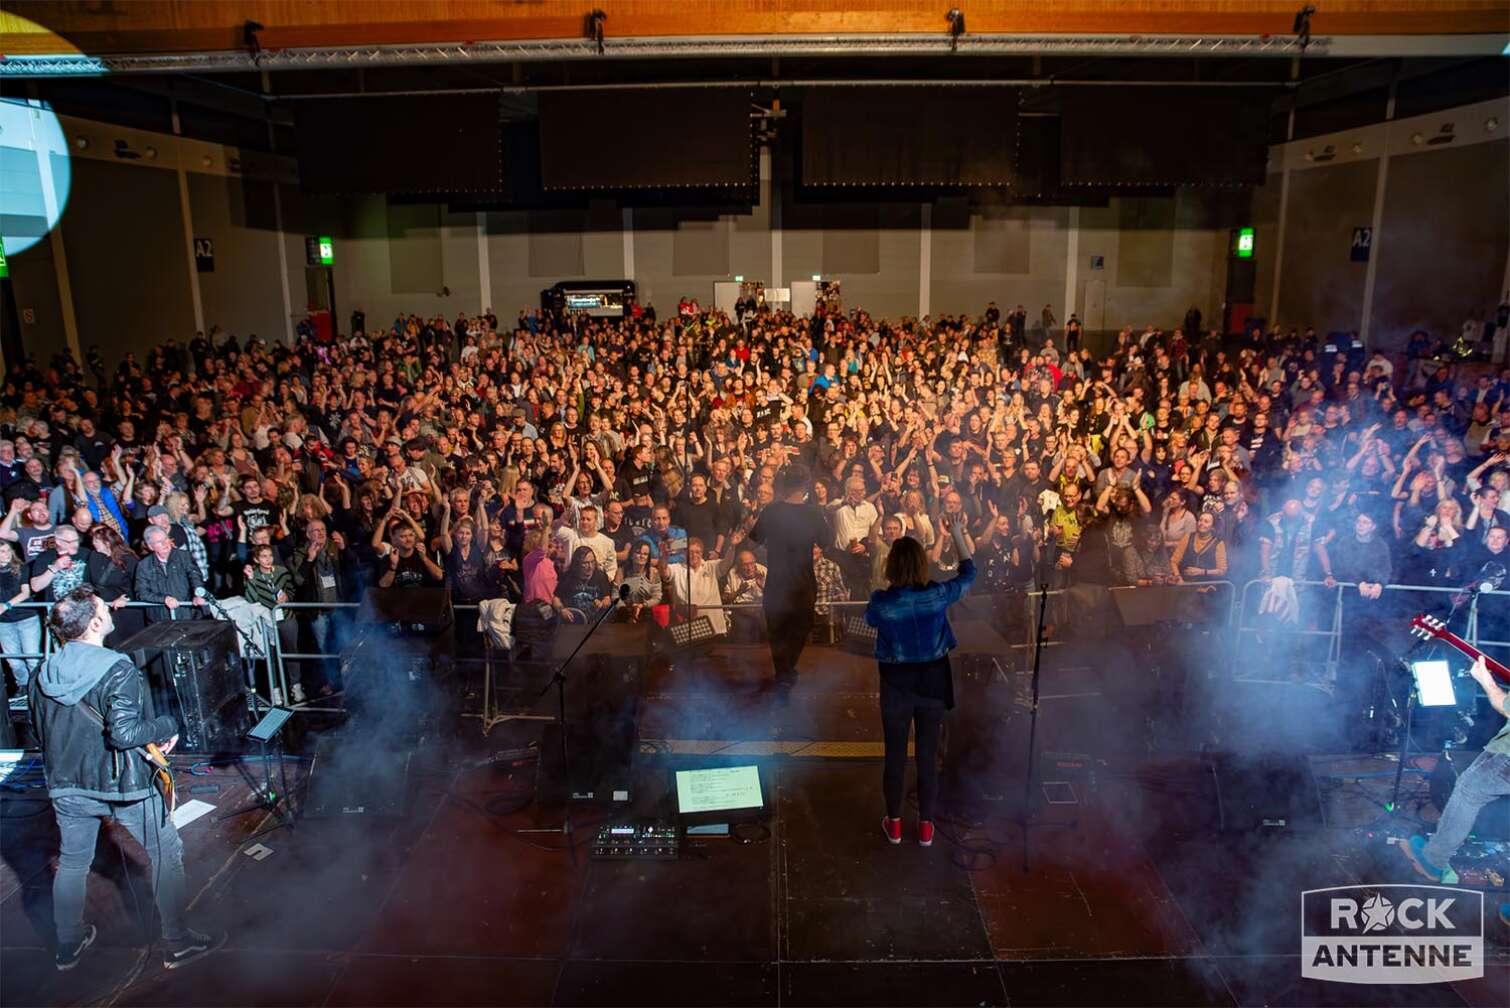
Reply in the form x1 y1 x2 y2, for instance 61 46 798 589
2 644 1507 1007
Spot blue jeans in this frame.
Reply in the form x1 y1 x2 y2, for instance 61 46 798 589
52 793 189 947
1424 750 1510 868
0 616 42 689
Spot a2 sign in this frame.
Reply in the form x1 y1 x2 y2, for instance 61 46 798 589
194 237 215 272
1350 226 1372 262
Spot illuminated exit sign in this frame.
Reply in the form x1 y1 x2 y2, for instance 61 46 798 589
305 235 335 266
1234 227 1255 258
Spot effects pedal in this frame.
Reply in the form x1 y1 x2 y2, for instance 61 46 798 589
589 823 680 860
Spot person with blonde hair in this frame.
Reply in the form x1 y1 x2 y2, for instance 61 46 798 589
863 515 976 848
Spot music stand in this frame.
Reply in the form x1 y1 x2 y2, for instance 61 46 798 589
222 705 296 843
1385 660 1458 817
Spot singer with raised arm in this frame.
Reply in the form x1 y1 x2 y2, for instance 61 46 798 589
864 514 977 848
134 525 207 622
29 587 224 971
1403 655 1510 893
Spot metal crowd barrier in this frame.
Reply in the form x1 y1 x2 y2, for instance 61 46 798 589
1233 578 1510 683
8 580 1496 730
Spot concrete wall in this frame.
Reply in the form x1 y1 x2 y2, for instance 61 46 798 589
13 95 1506 366
59 157 195 365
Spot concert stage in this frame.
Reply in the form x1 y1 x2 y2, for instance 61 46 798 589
2 644 1507 1007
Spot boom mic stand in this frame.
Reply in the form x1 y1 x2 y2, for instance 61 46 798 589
517 583 631 859
1013 528 1074 873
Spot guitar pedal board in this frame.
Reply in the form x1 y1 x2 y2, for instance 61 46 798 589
590 823 680 860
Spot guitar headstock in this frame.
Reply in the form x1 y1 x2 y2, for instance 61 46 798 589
1410 613 1447 641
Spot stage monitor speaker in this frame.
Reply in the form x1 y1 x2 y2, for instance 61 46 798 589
339 629 454 722
358 586 453 636
1205 752 1324 833
119 620 246 753
302 729 414 819
538 653 642 802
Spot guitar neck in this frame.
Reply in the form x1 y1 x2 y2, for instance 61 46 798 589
1423 627 1510 685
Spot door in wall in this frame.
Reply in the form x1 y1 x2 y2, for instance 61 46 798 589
1084 278 1106 334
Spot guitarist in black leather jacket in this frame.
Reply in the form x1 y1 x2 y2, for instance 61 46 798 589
28 587 224 972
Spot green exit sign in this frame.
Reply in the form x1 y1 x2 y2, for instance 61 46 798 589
306 235 335 266
0 237 8 278
1234 227 1255 259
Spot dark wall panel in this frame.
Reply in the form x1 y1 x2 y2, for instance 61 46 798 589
973 209 1032 274
186 172 285 341
1060 87 1270 186
61 159 193 367
293 94 502 196
1372 140 1509 345
1116 197 1176 288
539 89 752 191
1277 159 1377 333
386 202 443 294
801 87 1018 187
672 219 729 277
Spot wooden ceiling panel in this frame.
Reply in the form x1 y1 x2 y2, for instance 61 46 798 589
4 1 1507 57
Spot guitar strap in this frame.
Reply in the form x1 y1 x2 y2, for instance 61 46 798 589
76 699 171 823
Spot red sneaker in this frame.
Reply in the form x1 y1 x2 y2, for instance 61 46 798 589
880 816 902 845
918 820 935 847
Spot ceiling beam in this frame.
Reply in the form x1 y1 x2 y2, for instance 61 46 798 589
4 1 1506 58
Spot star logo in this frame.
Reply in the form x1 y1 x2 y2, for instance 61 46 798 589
1359 893 1395 932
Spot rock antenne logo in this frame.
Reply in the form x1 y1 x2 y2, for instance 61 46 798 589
1301 885 1483 984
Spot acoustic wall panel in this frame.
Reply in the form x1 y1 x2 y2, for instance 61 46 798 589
1060 87 1270 187
539 89 754 191
293 94 503 196
802 87 1019 187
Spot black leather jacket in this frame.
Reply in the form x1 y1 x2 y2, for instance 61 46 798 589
29 657 177 802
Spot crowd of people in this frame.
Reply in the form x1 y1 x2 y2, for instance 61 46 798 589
1 300 1508 705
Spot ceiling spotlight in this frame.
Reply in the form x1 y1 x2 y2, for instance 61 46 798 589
946 9 966 52
73 135 88 150
586 9 607 55
1410 132 1425 145
1487 116 1500 132
243 19 264 64
1350 142 1363 154
144 145 158 160
1292 4 1316 51
202 154 213 167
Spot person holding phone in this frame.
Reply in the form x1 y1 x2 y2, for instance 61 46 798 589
864 515 976 847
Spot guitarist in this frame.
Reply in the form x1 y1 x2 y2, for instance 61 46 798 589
28 587 224 972
1403 655 1510 894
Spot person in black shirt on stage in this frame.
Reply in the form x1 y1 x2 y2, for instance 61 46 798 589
749 464 831 692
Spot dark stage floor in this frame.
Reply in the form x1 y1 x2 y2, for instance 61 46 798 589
2 644 1507 1007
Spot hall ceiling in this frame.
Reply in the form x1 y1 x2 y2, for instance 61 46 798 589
4 1 1506 61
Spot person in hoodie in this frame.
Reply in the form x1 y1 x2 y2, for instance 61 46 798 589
29 587 223 972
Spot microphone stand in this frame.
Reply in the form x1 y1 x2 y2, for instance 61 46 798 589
1015 523 1071 873
517 585 630 859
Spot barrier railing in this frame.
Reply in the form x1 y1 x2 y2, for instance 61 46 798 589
1233 578 1510 683
6 580 1499 728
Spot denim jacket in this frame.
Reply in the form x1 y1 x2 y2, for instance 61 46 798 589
863 559 976 663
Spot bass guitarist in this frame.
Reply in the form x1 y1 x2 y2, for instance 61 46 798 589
29 586 223 971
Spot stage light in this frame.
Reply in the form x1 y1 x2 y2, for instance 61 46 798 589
946 9 966 52
0 98 73 256
586 9 607 55
1292 5 1316 51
